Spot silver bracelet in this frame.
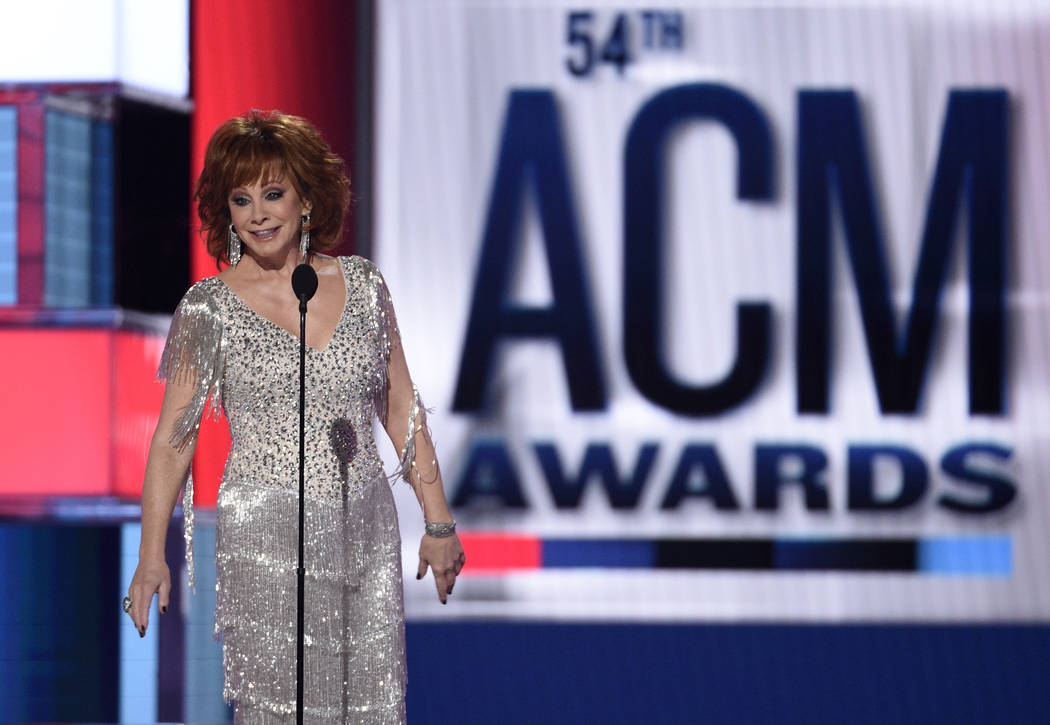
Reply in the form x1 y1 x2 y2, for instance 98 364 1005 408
424 520 456 538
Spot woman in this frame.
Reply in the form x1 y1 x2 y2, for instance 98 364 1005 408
125 110 464 723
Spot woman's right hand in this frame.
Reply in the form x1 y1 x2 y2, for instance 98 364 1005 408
127 559 171 637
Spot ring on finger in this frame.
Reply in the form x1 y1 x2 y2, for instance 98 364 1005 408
122 596 133 613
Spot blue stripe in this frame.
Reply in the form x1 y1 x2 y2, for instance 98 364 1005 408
543 539 655 568
918 536 1012 575
533 536 1010 575
773 538 915 571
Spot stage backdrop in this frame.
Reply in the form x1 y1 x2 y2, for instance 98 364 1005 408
375 0 1048 622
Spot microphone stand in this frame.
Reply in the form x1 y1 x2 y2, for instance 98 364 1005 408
291 263 317 725
296 287 304 722
296 287 306 725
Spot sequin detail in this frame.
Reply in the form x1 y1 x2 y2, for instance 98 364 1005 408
157 256 408 722
365 259 398 428
157 280 225 591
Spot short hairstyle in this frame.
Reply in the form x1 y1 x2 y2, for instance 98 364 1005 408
195 110 351 266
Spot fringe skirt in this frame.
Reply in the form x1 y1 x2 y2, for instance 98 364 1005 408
214 473 407 724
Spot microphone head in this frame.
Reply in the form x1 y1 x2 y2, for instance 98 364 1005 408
291 263 319 301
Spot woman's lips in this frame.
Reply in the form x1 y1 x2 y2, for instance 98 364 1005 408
251 226 280 241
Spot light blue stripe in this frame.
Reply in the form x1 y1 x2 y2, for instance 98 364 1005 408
918 536 1011 575
183 517 233 723
90 121 114 305
119 522 158 723
0 106 16 305
45 111 92 307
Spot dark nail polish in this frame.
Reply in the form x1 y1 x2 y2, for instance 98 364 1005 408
161 606 167 614
442 599 447 605
416 573 421 580
139 627 145 638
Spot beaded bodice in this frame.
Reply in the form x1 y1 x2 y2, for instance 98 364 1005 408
158 255 400 587
209 255 391 499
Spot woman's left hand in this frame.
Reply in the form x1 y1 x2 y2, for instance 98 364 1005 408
417 532 465 604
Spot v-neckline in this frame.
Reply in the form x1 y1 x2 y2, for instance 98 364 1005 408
217 257 349 353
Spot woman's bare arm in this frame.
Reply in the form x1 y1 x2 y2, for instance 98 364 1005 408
382 333 465 603
127 376 201 635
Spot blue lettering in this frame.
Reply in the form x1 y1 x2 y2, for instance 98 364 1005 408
755 444 830 511
452 90 606 412
624 83 775 415
938 442 1015 513
534 442 658 509
451 439 528 508
797 90 1008 414
661 443 739 509
847 445 928 510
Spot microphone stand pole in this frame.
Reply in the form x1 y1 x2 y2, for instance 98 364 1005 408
296 289 307 725
291 261 316 725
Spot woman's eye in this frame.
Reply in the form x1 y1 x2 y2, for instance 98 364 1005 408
231 196 249 206
266 190 284 200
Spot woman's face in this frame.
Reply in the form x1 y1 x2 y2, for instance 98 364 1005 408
228 175 312 262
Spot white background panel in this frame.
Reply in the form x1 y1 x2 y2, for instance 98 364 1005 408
377 0 1050 621
0 0 189 97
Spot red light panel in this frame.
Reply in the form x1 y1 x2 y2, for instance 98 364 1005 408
0 330 112 494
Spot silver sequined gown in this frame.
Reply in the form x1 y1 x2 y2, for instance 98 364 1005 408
159 256 409 724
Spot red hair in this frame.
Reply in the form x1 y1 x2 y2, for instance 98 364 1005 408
195 110 351 266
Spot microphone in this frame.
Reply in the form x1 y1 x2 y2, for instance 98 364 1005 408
289 261 317 723
291 264 318 311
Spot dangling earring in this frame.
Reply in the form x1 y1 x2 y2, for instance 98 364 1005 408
228 224 242 266
300 214 311 258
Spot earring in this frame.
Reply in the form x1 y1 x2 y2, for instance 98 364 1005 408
228 224 242 266
300 214 311 258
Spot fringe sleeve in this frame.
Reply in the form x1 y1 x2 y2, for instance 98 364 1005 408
157 281 225 448
360 257 400 427
358 257 435 485
156 280 224 591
